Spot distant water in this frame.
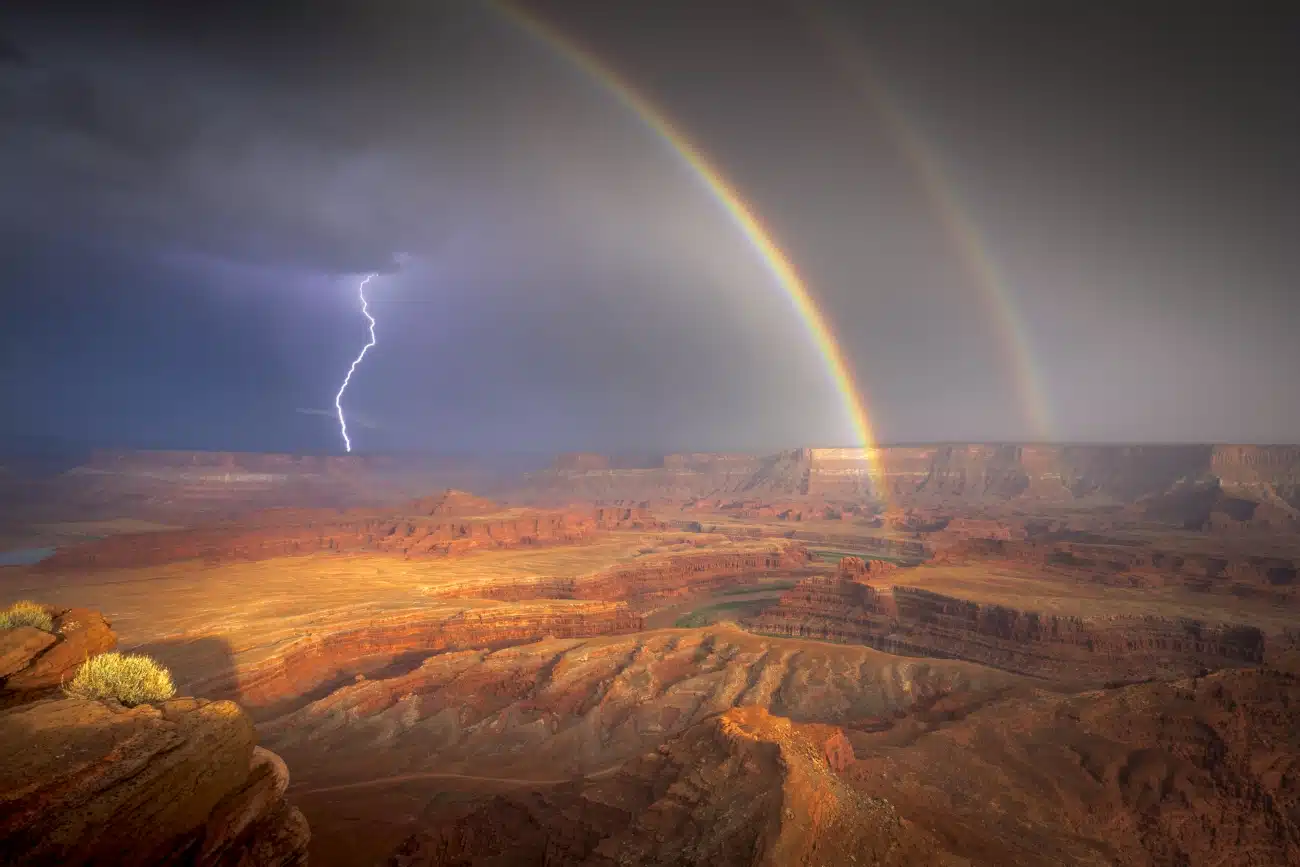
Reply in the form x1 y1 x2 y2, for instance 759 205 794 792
0 547 56 566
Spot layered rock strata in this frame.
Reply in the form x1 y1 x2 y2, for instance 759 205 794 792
0 696 309 866
384 706 916 867
514 444 1300 508
380 666 1300 866
38 494 659 571
0 607 116 705
934 536 1300 598
418 543 809 604
262 626 1017 788
747 559 1264 685
216 601 644 716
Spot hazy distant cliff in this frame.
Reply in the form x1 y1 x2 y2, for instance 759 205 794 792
515 444 1300 507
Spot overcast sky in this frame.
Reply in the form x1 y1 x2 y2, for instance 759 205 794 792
1 0 1296 453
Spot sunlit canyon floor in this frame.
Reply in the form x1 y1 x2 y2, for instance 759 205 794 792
3 445 1300 865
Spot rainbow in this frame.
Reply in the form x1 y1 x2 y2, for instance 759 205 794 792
493 2 891 495
805 11 1053 439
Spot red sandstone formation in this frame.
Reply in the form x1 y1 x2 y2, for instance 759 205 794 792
380 665 1300 866
409 488 501 515
0 607 116 704
510 444 1300 511
261 627 1018 828
385 706 909 866
746 558 1264 686
837 665 1300 865
37 494 662 571
0 697 308 866
935 516 1024 540
210 601 644 716
933 536 1300 598
575 544 809 602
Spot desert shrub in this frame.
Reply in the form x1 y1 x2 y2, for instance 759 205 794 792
65 652 177 706
0 600 53 632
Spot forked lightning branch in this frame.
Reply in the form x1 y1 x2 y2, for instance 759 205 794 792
334 274 378 453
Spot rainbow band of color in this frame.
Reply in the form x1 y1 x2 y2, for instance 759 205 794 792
495 2 889 492
803 9 1053 439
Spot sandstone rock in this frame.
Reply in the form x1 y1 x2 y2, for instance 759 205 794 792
822 729 854 773
932 535 1300 599
1 608 116 696
195 747 309 866
746 573 1263 686
0 697 309 866
39 501 661 571
574 544 808 602
0 627 57 679
383 706 942 866
259 626 1015 792
382 668 1300 866
232 599 643 713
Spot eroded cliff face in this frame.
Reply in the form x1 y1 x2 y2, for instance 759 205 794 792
377 665 1300 866
746 561 1265 686
933 536 1300 598
415 541 810 604
575 545 809 602
261 627 1017 788
510 444 1300 511
842 665 1300 865
0 697 308 867
384 705 926 867
215 600 644 717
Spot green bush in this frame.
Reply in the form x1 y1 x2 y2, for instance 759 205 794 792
65 652 177 706
0 600 53 632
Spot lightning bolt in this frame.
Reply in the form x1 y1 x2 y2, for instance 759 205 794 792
334 274 378 453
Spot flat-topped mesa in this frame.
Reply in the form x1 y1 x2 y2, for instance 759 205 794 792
36 498 662 572
747 557 1265 686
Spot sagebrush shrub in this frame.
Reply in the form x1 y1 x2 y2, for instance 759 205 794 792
65 652 177 706
0 600 53 632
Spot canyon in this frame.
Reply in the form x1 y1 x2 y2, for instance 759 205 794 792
2 444 1299 865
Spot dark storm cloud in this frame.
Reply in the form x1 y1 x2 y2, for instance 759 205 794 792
2 45 404 273
1 0 1298 452
0 34 27 67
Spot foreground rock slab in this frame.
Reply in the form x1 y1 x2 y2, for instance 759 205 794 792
0 697 308 866
0 607 116 702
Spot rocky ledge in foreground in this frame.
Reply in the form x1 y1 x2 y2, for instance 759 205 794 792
0 607 116 705
0 696 309 866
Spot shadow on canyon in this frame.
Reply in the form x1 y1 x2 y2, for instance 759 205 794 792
131 635 241 705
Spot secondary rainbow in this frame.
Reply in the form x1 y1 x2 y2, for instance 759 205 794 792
805 12 1054 440
493 2 889 490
